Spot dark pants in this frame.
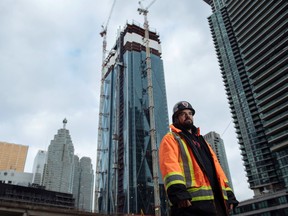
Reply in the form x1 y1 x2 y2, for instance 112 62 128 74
170 200 227 216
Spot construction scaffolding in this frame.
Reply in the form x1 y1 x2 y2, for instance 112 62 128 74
95 1 167 215
137 1 161 215
95 0 116 213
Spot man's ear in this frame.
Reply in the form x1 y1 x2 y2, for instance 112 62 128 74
174 116 179 124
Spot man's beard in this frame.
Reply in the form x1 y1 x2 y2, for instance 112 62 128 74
173 119 197 134
182 119 194 130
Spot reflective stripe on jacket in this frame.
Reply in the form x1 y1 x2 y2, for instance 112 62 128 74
159 124 233 202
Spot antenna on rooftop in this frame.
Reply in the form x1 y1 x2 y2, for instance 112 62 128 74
63 118 67 129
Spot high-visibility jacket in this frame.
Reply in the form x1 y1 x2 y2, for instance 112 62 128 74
159 124 233 204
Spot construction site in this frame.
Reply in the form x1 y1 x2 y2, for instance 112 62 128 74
94 0 169 215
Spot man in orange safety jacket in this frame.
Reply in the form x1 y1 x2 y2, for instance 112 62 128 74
159 101 238 216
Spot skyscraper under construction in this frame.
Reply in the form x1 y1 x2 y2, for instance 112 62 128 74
95 23 169 215
203 0 287 201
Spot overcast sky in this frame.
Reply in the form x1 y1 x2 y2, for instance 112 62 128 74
0 0 254 201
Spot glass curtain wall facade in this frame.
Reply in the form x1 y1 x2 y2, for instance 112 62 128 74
203 0 287 196
32 150 47 185
73 156 94 212
95 23 169 215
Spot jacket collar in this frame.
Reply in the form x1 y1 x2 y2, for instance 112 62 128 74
170 124 201 136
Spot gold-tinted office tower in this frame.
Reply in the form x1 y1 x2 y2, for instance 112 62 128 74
0 141 28 172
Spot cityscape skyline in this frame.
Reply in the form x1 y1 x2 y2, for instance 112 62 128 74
0 0 254 203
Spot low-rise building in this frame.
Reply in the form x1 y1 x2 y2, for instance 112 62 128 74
0 170 32 186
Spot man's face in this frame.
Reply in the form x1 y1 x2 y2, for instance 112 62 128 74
177 109 194 128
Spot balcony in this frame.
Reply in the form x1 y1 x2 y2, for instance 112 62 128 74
229 1 260 28
257 83 287 107
242 29 286 69
235 2 287 47
237 1 283 44
243 21 287 64
263 111 288 128
266 121 288 137
261 101 288 121
268 134 288 151
250 58 287 84
244 27 286 66
270 139 288 152
259 94 288 115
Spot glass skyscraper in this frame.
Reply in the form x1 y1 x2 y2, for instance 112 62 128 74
95 23 169 215
32 150 47 185
203 0 287 197
73 156 94 212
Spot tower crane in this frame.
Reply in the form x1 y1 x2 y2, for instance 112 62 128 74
100 0 117 63
95 0 117 213
137 1 161 216
138 0 157 15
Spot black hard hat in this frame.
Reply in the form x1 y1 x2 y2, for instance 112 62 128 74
172 101 195 123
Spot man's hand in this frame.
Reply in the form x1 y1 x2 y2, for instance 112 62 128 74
177 200 192 208
228 204 233 214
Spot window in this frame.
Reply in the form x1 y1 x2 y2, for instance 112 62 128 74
278 196 287 205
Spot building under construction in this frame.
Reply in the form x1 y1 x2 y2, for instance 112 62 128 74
0 183 101 215
0 182 75 209
95 22 169 215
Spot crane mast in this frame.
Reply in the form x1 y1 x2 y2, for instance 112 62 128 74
95 0 116 213
138 1 161 215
